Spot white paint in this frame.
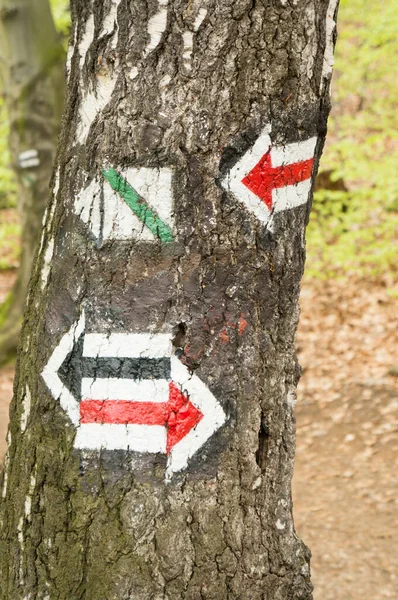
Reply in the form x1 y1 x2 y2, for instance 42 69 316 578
75 423 167 453
182 8 207 71
20 385 31 433
83 332 171 358
74 166 175 243
129 66 139 80
42 317 226 478
320 0 339 93
100 0 122 46
182 9 207 71
1 431 11 499
144 0 169 56
37 170 59 264
78 13 95 69
41 312 86 426
271 137 316 168
77 2 122 145
19 149 40 169
17 516 24 545
53 167 61 198
183 31 194 71
1 469 8 500
66 24 77 80
40 237 55 290
24 471 36 520
194 8 208 32
166 355 226 479
222 125 317 226
19 149 38 161
77 76 118 145
252 476 261 490
276 519 286 530
81 378 169 402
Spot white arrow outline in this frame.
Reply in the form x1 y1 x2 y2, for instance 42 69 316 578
222 126 317 225
41 313 226 478
167 356 226 479
41 312 85 426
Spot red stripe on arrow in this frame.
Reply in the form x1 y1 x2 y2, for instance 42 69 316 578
80 400 167 426
242 152 314 209
79 382 204 453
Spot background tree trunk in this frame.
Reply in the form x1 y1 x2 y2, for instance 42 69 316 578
0 0 65 364
0 0 338 598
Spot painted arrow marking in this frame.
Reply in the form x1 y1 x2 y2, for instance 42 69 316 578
74 167 174 244
41 313 226 479
222 127 317 225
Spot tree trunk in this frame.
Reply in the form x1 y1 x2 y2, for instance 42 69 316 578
0 0 338 598
0 0 65 364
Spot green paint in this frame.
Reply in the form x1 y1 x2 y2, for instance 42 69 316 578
102 168 174 244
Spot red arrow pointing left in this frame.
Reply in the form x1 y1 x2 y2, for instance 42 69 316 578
242 151 314 209
80 382 204 454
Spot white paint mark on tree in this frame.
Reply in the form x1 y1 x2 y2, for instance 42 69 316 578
24 470 36 521
83 332 171 358
82 378 170 402
129 66 139 80
40 237 55 290
194 8 208 31
144 0 169 56
66 23 77 80
100 0 122 46
20 385 31 433
222 125 317 227
17 512 25 585
53 166 61 198
18 149 40 169
76 424 167 454
320 0 339 93
42 318 227 479
78 13 95 69
165 355 226 480
1 432 11 500
77 76 119 144
77 1 122 145
74 166 174 244
41 312 86 427
182 8 207 71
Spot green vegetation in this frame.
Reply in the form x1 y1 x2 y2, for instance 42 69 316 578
0 0 70 266
49 0 71 43
307 0 398 279
0 96 16 210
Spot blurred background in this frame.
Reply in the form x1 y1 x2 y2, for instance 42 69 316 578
0 1 397 598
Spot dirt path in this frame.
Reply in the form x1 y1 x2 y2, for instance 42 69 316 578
294 279 398 599
0 272 396 598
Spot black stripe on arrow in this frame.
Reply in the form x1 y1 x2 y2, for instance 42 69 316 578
58 334 171 402
82 357 171 380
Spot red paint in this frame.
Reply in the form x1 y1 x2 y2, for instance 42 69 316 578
166 382 203 453
219 330 230 344
80 382 204 453
241 151 314 209
238 315 248 335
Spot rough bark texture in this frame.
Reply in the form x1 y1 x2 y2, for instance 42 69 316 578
0 0 338 598
0 0 65 363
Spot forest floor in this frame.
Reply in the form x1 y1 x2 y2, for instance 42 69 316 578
0 269 397 599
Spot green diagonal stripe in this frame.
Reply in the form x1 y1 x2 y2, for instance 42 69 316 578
102 168 174 244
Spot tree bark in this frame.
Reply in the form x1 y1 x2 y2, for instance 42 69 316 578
0 0 65 364
0 0 338 598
